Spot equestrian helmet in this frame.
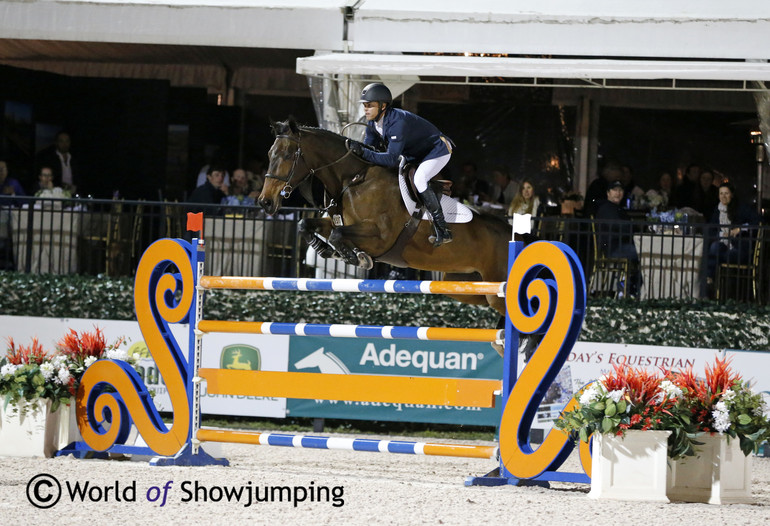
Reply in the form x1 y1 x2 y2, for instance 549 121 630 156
359 83 392 104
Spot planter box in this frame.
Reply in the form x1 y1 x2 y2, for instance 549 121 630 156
667 433 753 504
589 430 671 502
0 399 77 458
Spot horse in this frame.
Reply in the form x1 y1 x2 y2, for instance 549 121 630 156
258 118 512 316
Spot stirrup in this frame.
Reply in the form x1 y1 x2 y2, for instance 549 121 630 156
428 227 453 247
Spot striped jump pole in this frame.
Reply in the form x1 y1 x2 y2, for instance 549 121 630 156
199 276 505 296
196 429 498 460
197 320 502 343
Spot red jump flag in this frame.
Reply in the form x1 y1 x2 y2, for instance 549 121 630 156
187 212 203 233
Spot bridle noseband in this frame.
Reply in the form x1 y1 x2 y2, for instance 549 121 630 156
265 132 353 199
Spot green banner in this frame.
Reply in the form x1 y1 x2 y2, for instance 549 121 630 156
287 336 503 426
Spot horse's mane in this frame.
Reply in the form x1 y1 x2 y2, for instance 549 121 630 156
299 125 347 144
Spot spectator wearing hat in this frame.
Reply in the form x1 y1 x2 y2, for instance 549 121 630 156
595 179 641 297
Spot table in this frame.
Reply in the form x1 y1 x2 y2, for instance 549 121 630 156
633 233 704 300
11 205 80 274
204 216 265 276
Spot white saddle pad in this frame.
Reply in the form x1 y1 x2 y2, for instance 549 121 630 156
398 174 473 224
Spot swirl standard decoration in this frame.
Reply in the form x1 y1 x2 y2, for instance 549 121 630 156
498 241 589 479
76 239 193 456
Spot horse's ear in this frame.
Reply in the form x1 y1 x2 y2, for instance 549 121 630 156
269 118 281 136
287 116 300 135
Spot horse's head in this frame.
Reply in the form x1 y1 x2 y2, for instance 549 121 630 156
259 118 303 215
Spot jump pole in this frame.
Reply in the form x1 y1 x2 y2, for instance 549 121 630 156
187 243 508 462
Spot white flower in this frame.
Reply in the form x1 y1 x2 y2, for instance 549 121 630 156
721 389 736 402
84 356 98 368
104 348 129 362
659 380 683 398
607 389 624 404
51 355 67 367
579 383 602 405
712 402 731 433
1 363 19 377
55 367 72 385
40 362 55 381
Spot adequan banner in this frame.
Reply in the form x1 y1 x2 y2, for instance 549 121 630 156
286 336 504 425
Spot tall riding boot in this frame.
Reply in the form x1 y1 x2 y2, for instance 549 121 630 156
419 189 453 247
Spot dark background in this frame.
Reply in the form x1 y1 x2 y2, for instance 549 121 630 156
0 64 761 207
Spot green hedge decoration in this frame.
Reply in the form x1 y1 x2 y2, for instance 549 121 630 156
1 272 768 351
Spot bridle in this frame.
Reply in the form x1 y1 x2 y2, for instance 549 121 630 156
264 132 354 199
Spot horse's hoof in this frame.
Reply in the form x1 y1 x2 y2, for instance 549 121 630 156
356 250 374 270
490 340 505 357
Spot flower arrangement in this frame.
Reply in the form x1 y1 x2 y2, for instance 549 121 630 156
555 358 770 459
669 357 770 456
0 327 136 415
0 337 75 413
642 189 667 210
555 363 696 459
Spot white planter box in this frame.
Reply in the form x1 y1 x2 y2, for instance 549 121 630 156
667 433 753 504
589 430 671 502
0 399 79 458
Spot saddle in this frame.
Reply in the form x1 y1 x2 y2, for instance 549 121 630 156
399 161 452 202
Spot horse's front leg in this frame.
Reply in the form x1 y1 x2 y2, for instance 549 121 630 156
298 217 336 258
328 222 380 270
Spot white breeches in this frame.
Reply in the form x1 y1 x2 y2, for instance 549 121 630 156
414 154 451 193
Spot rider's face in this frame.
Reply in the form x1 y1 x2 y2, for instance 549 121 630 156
363 101 385 121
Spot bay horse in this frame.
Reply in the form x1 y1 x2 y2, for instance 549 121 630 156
258 118 512 316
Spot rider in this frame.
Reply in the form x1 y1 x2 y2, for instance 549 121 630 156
347 83 454 247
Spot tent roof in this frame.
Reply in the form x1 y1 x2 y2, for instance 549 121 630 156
2 1 770 91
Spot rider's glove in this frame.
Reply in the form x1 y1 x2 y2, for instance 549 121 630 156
346 139 366 158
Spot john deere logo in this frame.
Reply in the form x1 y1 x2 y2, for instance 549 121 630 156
221 344 261 371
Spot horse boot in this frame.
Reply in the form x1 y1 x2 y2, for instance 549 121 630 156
419 189 453 247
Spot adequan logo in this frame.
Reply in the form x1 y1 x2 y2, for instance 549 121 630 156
220 344 261 371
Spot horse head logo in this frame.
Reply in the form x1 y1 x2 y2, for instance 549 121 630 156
293 347 350 374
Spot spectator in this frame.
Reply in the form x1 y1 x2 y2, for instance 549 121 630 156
34 166 70 198
620 165 645 209
692 169 720 217
508 179 543 216
705 181 760 296
0 161 26 200
656 171 674 209
221 168 257 207
486 166 518 209
595 180 641 297
672 163 701 209
585 160 623 217
36 131 79 195
189 165 227 213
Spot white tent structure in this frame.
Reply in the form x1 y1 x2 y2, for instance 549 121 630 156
2 1 770 194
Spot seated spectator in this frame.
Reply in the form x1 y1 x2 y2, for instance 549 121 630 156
585 160 623 217
34 166 71 199
705 181 760 295
508 179 543 217
221 168 258 207
595 180 642 297
0 160 26 206
485 166 518 209
620 165 645 209
692 169 720 217
656 171 673 209
189 165 227 213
